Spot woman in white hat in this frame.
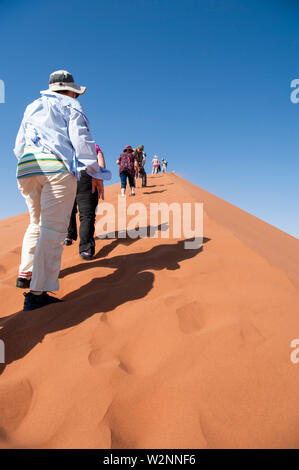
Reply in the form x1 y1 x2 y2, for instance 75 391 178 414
14 70 111 311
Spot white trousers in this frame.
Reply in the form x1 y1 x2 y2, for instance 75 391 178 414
17 172 77 292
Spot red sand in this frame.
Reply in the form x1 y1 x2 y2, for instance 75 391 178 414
0 173 298 449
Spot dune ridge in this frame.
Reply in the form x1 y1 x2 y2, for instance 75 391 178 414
0 173 298 449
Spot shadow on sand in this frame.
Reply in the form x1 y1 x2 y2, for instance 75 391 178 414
0 236 210 374
142 190 166 195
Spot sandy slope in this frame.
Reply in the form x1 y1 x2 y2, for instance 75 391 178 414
0 173 298 449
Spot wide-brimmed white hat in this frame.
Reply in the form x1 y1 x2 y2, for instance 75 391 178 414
41 70 86 95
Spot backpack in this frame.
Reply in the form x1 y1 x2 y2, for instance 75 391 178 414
120 153 133 171
135 151 144 168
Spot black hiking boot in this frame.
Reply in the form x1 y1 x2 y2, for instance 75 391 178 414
16 277 31 289
23 292 63 311
80 248 94 261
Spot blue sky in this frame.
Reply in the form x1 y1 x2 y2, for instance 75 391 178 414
0 0 298 237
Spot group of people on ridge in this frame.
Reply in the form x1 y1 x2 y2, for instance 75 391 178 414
13 70 168 312
116 144 147 197
152 156 168 175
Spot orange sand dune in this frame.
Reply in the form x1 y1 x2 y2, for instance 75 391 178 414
0 173 298 449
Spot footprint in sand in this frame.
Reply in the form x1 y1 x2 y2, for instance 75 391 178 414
0 379 33 433
88 348 120 368
238 321 265 345
176 301 204 334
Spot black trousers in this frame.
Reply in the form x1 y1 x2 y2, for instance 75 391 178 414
139 167 147 187
67 171 98 254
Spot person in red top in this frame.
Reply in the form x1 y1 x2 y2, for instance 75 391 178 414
116 145 138 197
64 144 105 260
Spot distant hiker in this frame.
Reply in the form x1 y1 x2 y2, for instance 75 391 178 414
162 158 168 173
134 144 147 187
64 144 106 260
116 145 138 197
152 155 160 175
14 70 111 311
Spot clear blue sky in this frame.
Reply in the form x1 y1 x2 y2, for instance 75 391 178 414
0 0 298 237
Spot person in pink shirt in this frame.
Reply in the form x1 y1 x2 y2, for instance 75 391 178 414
64 144 105 260
152 155 160 175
